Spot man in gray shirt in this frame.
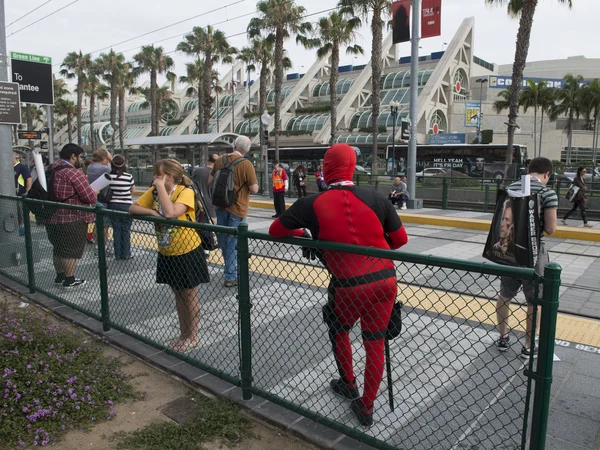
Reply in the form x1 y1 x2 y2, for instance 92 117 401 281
389 176 408 210
193 153 218 221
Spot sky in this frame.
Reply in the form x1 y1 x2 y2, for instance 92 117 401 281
5 0 600 89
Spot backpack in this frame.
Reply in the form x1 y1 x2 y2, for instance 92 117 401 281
211 155 246 208
27 165 77 222
97 185 113 204
175 185 218 252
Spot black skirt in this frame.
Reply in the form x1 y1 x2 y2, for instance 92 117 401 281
156 246 210 290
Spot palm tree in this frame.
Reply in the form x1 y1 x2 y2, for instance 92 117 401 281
53 76 70 134
117 62 138 150
338 0 391 174
83 62 109 151
179 60 205 132
493 87 511 115
519 80 548 158
237 47 258 115
536 84 555 157
98 50 125 147
486 0 573 164
177 26 233 135
140 86 177 127
553 74 583 164
133 45 175 136
60 51 92 145
23 104 45 132
248 0 312 161
305 10 363 143
55 99 76 143
580 79 600 165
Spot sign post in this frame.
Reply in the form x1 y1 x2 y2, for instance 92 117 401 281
0 82 21 125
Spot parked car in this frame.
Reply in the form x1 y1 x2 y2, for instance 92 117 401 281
563 167 600 182
355 165 371 175
551 172 573 188
415 167 450 182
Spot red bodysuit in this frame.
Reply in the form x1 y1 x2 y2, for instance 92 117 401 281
269 144 408 416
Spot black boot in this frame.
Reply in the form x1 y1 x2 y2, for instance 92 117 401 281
330 379 359 400
351 399 374 427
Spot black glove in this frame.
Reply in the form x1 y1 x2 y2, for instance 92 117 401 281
300 230 317 261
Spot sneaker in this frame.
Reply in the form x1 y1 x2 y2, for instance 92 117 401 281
497 334 510 352
350 399 374 427
271 214 279 218
223 280 238 288
400 205 407 210
63 278 86 288
584 223 593 228
54 274 66 285
520 346 538 359
330 379 360 400
561 219 568 226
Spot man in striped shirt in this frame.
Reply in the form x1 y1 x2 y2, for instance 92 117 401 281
496 157 558 359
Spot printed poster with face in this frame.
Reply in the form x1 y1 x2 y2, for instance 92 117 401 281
483 190 541 267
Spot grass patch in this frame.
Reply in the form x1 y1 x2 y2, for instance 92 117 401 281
114 395 255 450
0 301 140 448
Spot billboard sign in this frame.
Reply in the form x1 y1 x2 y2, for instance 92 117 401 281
488 75 565 90
10 51 54 105
421 0 442 39
392 0 410 44
0 82 21 125
465 102 480 128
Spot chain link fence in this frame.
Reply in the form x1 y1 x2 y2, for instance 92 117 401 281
0 194 561 449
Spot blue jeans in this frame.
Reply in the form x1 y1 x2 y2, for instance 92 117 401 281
216 209 245 281
108 202 132 259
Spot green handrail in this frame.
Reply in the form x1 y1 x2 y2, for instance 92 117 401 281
237 222 253 401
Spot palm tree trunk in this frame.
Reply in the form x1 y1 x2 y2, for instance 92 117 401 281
370 9 383 174
67 112 73 144
202 55 213 134
273 27 285 162
26 104 33 131
110 80 118 147
197 80 204 133
539 111 544 157
533 107 538 158
567 110 573 164
592 113 599 166
330 43 339 145
90 92 96 152
505 0 538 165
119 90 126 150
150 69 157 136
259 65 268 120
76 78 83 146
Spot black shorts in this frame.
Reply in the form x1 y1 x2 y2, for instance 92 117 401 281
46 222 88 259
157 246 210 291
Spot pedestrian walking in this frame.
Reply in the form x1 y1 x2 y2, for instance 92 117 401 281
107 155 135 260
130 159 209 352
192 153 218 222
562 167 593 228
495 157 558 359
272 161 288 218
13 153 32 236
269 143 409 427
315 164 327 192
209 136 259 287
293 165 308 198
44 144 97 288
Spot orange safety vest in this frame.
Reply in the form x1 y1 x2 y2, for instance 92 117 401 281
273 169 285 190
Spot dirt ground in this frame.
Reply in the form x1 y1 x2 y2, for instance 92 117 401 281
3 291 316 450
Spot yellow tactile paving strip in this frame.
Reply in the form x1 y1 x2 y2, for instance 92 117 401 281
126 222 600 348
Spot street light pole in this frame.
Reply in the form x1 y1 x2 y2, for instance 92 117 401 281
0 0 14 198
261 110 272 198
476 78 488 144
407 0 421 208
390 100 400 177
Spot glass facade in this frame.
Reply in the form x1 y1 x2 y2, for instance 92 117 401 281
335 133 394 145
349 109 410 129
267 86 293 103
219 93 244 107
159 126 178 136
128 101 149 113
235 119 260 134
184 99 199 112
312 79 354 97
380 69 433 90
285 114 329 132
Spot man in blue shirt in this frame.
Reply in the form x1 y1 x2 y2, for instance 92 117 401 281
13 153 32 236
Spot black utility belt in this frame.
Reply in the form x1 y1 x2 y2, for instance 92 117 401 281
331 268 396 288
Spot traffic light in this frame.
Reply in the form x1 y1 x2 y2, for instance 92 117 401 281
400 120 410 141
40 140 49 150
261 129 269 147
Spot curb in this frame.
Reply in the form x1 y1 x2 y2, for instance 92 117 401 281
0 276 376 450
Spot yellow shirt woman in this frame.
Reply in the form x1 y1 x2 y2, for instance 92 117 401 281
136 185 201 256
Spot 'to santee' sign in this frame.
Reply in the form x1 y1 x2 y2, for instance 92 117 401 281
10 52 54 106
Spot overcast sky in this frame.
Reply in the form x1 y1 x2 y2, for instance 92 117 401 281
5 0 600 88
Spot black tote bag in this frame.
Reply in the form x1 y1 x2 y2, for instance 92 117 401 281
483 189 541 268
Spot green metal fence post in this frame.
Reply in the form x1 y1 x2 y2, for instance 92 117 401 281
22 197 36 294
95 204 111 332
442 177 449 210
237 222 253 400
529 262 562 450
484 185 490 212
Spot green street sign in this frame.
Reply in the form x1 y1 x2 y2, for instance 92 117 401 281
10 52 52 65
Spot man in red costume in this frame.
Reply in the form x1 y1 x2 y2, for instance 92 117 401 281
269 144 408 426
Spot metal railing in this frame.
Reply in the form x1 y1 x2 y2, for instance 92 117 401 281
0 194 561 450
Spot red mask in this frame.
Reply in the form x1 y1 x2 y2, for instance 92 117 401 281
323 144 356 185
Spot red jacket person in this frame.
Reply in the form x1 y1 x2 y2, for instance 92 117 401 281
269 144 408 426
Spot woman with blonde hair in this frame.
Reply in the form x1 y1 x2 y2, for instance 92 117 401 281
130 159 209 352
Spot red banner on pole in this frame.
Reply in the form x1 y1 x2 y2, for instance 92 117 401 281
392 0 410 44
421 0 442 39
